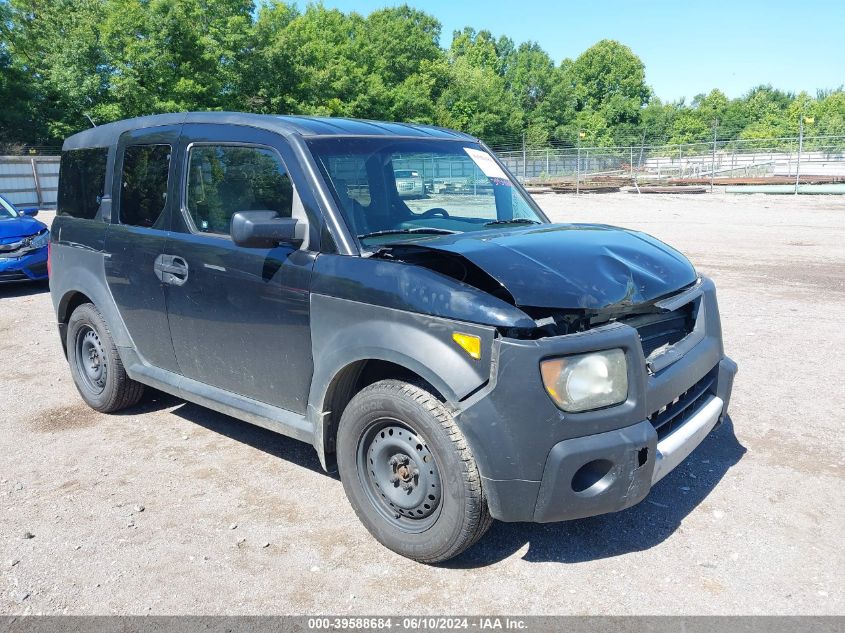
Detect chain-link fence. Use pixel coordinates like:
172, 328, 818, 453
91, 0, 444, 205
497, 135, 845, 184
0, 143, 62, 156
5, 135, 845, 206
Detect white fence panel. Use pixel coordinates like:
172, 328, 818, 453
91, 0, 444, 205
0, 156, 61, 208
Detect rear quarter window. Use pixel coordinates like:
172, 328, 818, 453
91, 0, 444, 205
57, 148, 108, 219
119, 144, 172, 228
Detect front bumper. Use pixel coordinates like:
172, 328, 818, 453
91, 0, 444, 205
456, 277, 737, 522
0, 246, 49, 282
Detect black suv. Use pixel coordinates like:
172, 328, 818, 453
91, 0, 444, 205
50, 113, 736, 563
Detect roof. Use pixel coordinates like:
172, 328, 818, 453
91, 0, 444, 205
62, 112, 475, 150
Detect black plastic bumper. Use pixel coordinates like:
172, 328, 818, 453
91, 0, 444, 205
533, 419, 656, 522
456, 277, 737, 523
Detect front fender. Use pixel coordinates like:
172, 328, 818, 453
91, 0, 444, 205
307, 293, 496, 465
308, 293, 496, 405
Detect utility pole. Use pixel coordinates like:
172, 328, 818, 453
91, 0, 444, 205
679, 143, 683, 180
522, 130, 527, 181
795, 114, 806, 195
710, 119, 718, 192
637, 134, 646, 167
576, 130, 584, 195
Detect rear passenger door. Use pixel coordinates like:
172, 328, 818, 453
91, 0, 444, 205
163, 124, 315, 414
104, 125, 181, 372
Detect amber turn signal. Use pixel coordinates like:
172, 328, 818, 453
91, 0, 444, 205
452, 332, 481, 360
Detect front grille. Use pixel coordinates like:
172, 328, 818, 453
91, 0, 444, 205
648, 367, 717, 440
0, 271, 28, 282
625, 302, 696, 358
0, 245, 23, 258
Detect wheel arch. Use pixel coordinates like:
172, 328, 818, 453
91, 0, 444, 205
50, 246, 135, 356
310, 353, 454, 471
307, 295, 496, 471
57, 290, 94, 357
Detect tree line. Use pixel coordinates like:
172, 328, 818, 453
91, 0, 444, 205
1, 0, 843, 151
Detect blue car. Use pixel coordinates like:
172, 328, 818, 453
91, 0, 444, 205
0, 194, 50, 283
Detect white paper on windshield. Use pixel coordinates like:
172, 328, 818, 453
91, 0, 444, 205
464, 147, 509, 180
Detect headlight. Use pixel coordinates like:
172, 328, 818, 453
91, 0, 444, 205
540, 349, 628, 412
25, 230, 49, 251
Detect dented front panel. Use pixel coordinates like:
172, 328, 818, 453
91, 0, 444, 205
377, 223, 698, 312
453, 277, 732, 522
311, 252, 536, 330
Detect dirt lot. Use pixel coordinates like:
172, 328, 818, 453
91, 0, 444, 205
1, 192, 843, 615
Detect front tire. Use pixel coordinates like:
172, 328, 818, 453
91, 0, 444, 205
67, 303, 144, 413
337, 380, 492, 563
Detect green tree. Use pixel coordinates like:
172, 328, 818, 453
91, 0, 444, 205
354, 5, 446, 122
259, 4, 364, 116
0, 1, 41, 144
535, 62, 577, 145
640, 97, 678, 144
355, 6, 442, 87
664, 92, 729, 146
736, 85, 794, 140
435, 56, 523, 147
449, 27, 502, 72
4, 0, 110, 139
568, 39, 650, 135
99, 0, 254, 119
252, 4, 446, 121
245, 0, 299, 113
503, 41, 556, 119
546, 39, 652, 146
812, 90, 845, 138
3, 1, 843, 149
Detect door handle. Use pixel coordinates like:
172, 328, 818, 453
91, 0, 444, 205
154, 254, 189, 286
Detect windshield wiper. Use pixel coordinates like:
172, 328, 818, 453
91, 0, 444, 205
484, 218, 541, 227
357, 227, 459, 240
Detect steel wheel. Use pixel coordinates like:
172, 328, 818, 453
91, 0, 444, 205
66, 303, 144, 413
356, 419, 443, 533
337, 380, 492, 562
74, 325, 107, 395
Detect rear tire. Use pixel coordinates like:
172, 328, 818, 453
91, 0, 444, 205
67, 303, 144, 413
337, 379, 492, 563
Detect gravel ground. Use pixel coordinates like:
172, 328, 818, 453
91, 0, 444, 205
1, 192, 843, 615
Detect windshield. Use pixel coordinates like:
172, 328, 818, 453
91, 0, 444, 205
308, 138, 546, 248
0, 196, 18, 219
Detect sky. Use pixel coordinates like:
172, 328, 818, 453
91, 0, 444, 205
318, 0, 845, 102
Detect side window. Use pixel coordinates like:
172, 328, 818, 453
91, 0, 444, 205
120, 144, 171, 228
186, 145, 293, 235
57, 148, 108, 219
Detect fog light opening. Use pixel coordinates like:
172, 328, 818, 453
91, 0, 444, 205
571, 459, 615, 495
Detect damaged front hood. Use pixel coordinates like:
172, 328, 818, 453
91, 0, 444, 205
384, 223, 698, 310
0, 216, 44, 241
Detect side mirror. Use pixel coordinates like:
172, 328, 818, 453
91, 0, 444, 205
19, 207, 39, 217
231, 211, 305, 249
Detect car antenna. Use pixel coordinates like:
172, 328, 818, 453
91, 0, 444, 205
84, 114, 97, 127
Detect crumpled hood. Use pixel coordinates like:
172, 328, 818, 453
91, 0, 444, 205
389, 223, 698, 310
0, 216, 46, 242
